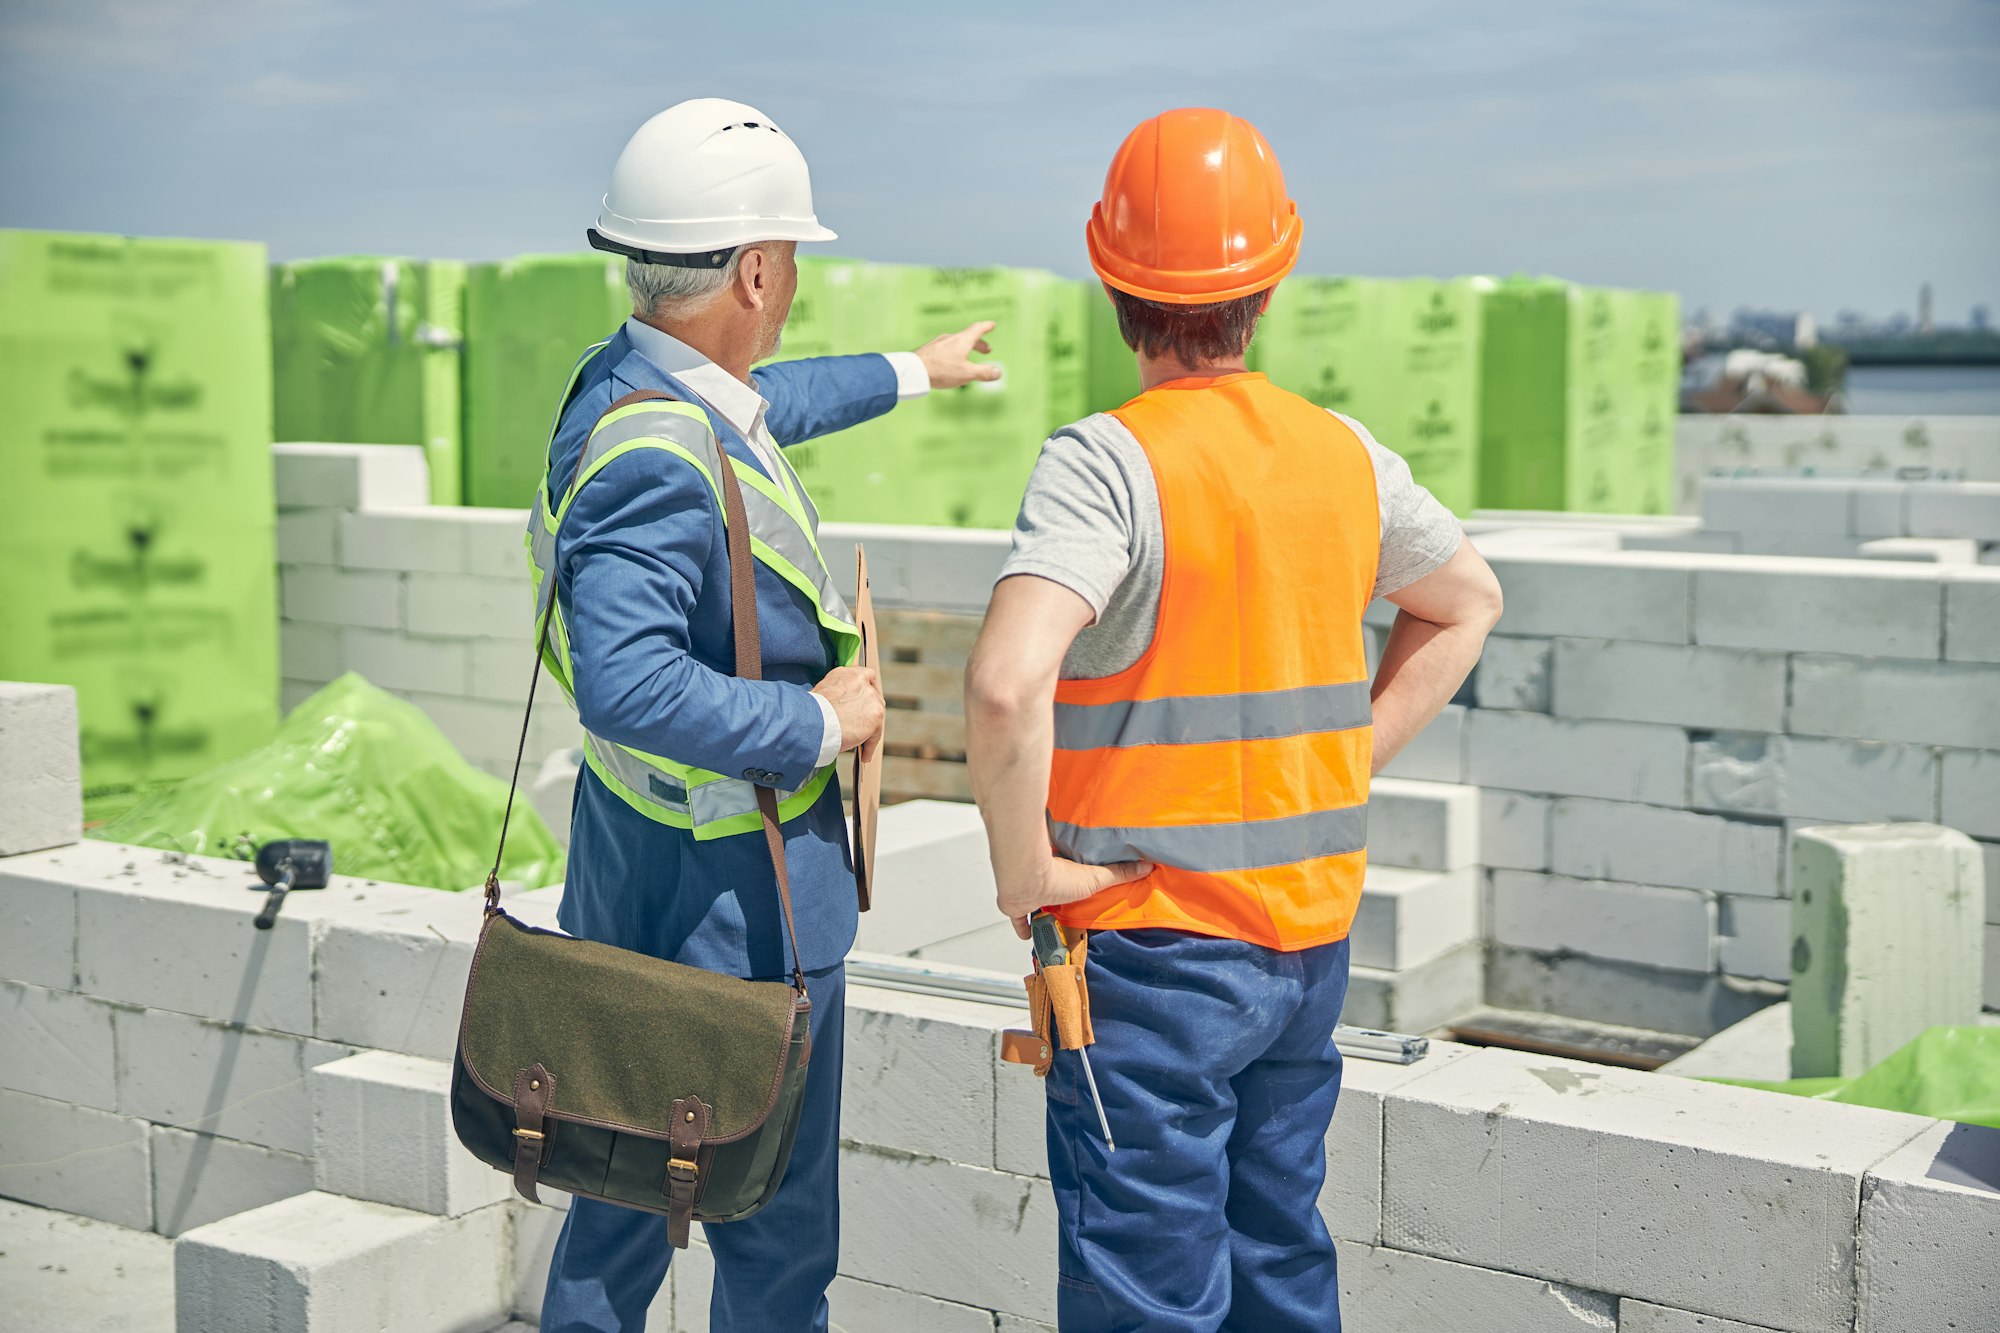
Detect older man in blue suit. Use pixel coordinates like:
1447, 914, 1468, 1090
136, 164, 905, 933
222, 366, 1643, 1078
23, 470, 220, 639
526, 99, 999, 1331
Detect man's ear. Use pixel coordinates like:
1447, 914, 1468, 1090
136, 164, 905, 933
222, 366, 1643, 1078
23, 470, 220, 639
735, 246, 767, 311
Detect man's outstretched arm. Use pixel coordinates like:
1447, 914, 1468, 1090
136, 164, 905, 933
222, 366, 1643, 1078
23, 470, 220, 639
964, 575, 1153, 938
756, 321, 1002, 445
1369, 538, 1504, 773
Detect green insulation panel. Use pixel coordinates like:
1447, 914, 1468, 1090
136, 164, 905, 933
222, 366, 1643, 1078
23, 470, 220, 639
1248, 275, 1392, 422
0, 229, 279, 819
271, 256, 466, 505
462, 253, 629, 509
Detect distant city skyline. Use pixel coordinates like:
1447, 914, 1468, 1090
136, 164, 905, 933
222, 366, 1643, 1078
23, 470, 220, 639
2, 1, 1995, 322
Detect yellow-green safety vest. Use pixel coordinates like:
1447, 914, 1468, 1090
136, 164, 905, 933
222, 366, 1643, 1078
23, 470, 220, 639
525, 367, 861, 840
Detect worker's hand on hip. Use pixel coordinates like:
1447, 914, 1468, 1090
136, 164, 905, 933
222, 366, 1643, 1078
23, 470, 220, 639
999, 854, 1154, 935
915, 321, 1003, 390
813, 665, 884, 754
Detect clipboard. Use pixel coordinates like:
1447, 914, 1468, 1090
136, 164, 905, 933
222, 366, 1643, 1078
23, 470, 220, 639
850, 545, 882, 911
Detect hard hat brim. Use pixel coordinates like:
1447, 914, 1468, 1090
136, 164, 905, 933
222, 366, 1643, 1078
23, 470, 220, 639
1086, 208, 1302, 306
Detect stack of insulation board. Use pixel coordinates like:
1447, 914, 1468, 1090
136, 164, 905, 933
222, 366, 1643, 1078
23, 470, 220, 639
0, 229, 279, 819
1479, 277, 1679, 516
459, 252, 629, 509
270, 256, 466, 505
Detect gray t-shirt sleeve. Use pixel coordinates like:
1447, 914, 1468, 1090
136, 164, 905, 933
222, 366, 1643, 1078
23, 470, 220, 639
997, 418, 1142, 620
1332, 412, 1464, 599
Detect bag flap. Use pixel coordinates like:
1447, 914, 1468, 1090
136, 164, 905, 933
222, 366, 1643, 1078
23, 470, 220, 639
458, 912, 799, 1142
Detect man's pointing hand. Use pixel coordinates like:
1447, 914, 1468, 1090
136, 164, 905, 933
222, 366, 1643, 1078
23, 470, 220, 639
915, 320, 1004, 390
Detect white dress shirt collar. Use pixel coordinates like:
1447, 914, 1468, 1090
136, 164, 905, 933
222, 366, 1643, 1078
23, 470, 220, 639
622, 317, 774, 466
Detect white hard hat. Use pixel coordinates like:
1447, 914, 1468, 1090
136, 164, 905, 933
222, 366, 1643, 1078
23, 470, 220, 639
588, 98, 837, 268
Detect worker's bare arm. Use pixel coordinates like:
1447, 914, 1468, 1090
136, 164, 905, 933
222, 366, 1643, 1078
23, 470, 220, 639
964, 575, 1152, 937
1370, 538, 1503, 774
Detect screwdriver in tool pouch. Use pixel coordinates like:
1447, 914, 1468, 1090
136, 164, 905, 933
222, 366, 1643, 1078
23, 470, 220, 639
1031, 912, 1116, 1152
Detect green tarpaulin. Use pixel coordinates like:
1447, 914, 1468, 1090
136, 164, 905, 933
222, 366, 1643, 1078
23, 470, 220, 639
1706, 1026, 2000, 1130
0, 228, 279, 821
271, 256, 466, 505
93, 672, 562, 891
462, 253, 628, 509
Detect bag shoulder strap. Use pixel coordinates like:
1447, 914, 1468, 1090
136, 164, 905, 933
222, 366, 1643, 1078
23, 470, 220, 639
485, 387, 810, 994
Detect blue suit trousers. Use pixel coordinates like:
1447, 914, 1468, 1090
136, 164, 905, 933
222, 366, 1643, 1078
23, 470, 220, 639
1049, 929, 1351, 1332
539, 963, 846, 1332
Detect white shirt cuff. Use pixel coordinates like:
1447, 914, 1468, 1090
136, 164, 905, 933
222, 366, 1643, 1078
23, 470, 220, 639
812, 691, 844, 768
884, 350, 931, 401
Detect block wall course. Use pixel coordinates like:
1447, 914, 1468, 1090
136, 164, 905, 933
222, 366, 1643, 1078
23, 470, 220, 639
1479, 789, 1551, 871
339, 508, 467, 575
1336, 1241, 1619, 1332
149, 1126, 313, 1238
841, 986, 1002, 1169
310, 1050, 512, 1217
1688, 732, 1937, 824
1490, 871, 1715, 974
1381, 1044, 1933, 1331
280, 565, 403, 631
458, 507, 533, 579
1482, 550, 1692, 644
1619, 1300, 1782, 1332
1716, 894, 1791, 983
0, 853, 78, 990
828, 1275, 997, 1333
1343, 940, 1484, 1034
1471, 636, 1552, 712
1350, 866, 1480, 971
1551, 639, 1786, 733
1939, 750, 2000, 842
0, 980, 117, 1110
1318, 1042, 1476, 1248
1484, 945, 1781, 1038
112, 1005, 350, 1156
1856, 1120, 2000, 1333
278, 622, 342, 685
1904, 479, 2000, 540
340, 627, 470, 698
403, 573, 532, 641
1943, 567, 2000, 663
1378, 704, 1467, 783
1692, 557, 1943, 659
1466, 711, 1688, 806
272, 443, 428, 512
1788, 654, 2000, 751
0, 1086, 152, 1229
1549, 798, 1784, 897
274, 509, 339, 566
1700, 477, 1853, 536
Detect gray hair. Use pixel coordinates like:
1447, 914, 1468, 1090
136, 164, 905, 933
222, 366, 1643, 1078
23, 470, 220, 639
626, 250, 743, 319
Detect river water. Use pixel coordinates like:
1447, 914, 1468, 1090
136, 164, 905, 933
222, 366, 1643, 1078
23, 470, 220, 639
1840, 365, 2000, 416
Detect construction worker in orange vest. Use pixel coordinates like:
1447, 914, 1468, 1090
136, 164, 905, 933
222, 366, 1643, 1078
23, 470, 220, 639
965, 109, 1503, 1330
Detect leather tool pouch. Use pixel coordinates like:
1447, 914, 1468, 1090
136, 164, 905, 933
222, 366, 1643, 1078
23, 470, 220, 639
1002, 927, 1094, 1078
451, 390, 816, 1248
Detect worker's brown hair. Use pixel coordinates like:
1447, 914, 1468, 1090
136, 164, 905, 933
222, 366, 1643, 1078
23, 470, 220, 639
1109, 287, 1269, 365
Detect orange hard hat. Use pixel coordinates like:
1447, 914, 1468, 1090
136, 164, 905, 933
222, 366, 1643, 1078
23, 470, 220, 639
1086, 108, 1302, 305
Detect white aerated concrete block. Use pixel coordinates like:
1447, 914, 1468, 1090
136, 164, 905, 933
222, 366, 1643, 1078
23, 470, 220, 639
1550, 798, 1783, 897
1381, 1045, 1931, 1332
404, 573, 531, 640
173, 1190, 508, 1333
1941, 750, 2000, 841
1486, 550, 1691, 644
1350, 867, 1479, 971
1693, 557, 1943, 659
1701, 477, 1852, 536
113, 1006, 347, 1155
1378, 703, 1467, 783
1857, 1120, 2000, 1333
1344, 941, 1483, 1034
469, 638, 536, 703
0, 851, 78, 990
1551, 639, 1786, 732
339, 508, 467, 574
829, 1275, 996, 1333
340, 627, 470, 697
311, 1051, 510, 1216
1905, 479, 2000, 540
1689, 733, 1937, 824
1620, 1300, 1782, 1332
842, 986, 1001, 1167
821, 523, 1011, 614
1479, 790, 1550, 871
0, 1087, 152, 1229
994, 1047, 1048, 1180
853, 800, 999, 956
280, 565, 403, 630
1465, 711, 1687, 805
1717, 894, 1790, 982
1472, 636, 1552, 712
1336, 1242, 1618, 1331
838, 1147, 1055, 1323
1318, 1042, 1474, 1246
460, 507, 534, 579
1489, 871, 1714, 974
1791, 824, 1985, 1077
0, 981, 116, 1110
149, 1127, 313, 1238
1788, 654, 2000, 750
279, 621, 342, 685
275, 509, 338, 566
1943, 568, 2000, 663
1857, 535, 1978, 563
273, 443, 428, 512
1367, 779, 1479, 872
0, 682, 82, 856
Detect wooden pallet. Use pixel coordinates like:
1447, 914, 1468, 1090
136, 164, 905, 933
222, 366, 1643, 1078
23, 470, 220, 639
876, 609, 979, 804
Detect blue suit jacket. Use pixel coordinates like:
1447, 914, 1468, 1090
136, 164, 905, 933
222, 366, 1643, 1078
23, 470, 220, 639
546, 327, 899, 979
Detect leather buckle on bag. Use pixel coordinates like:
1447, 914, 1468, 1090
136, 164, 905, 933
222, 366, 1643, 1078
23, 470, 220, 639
668, 1156, 698, 1178
512, 1128, 546, 1142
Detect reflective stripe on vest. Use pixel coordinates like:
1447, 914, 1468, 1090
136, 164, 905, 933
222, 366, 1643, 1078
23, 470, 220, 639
524, 390, 858, 838
1046, 372, 1380, 950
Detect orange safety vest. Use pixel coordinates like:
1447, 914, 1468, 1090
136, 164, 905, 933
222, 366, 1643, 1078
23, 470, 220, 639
1047, 372, 1380, 951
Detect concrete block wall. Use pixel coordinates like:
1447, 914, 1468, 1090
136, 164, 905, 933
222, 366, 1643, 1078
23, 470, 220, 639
1672, 414, 2000, 514
1641, 473, 2000, 563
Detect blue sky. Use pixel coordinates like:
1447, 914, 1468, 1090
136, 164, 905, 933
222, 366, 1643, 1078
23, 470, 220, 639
2, 0, 1995, 322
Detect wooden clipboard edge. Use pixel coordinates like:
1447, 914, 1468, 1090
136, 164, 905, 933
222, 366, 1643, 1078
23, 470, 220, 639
851, 545, 881, 911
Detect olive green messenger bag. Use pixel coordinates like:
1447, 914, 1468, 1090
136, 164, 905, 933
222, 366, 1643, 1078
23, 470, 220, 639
450, 390, 814, 1248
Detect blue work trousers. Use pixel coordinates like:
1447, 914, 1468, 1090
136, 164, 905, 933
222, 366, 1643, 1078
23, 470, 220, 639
1049, 929, 1351, 1332
540, 963, 846, 1332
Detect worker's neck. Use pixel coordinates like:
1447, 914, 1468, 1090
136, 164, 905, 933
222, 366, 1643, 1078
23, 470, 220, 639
1136, 351, 1251, 392
635, 309, 760, 385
